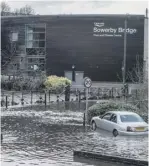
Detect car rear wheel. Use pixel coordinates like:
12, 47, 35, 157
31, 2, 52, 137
113, 129, 118, 137
92, 121, 97, 131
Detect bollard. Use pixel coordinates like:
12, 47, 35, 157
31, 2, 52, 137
49, 90, 50, 103
45, 93, 47, 107
57, 95, 60, 110
12, 92, 14, 106
21, 92, 24, 105
78, 91, 81, 103
76, 94, 78, 101
65, 86, 70, 110
1, 133, 3, 142
83, 113, 85, 127
65, 85, 70, 102
98, 88, 100, 99
6, 96, 8, 109
31, 91, 33, 105
40, 96, 42, 103
111, 88, 114, 98
21, 98, 24, 105
57, 96, 59, 102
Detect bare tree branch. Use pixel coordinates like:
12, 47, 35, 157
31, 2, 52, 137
1, 1, 35, 16
1, 1, 11, 16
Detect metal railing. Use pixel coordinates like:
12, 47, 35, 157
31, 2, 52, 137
1, 86, 147, 111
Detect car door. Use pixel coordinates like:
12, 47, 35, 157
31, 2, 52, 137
108, 114, 118, 131
100, 113, 112, 131
95, 116, 102, 128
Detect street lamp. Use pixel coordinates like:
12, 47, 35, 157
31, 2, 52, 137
72, 65, 75, 82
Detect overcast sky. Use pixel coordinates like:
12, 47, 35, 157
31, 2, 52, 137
2, 0, 148, 15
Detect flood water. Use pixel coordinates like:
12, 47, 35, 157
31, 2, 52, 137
1, 109, 148, 166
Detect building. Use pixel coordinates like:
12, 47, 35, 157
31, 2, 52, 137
1, 14, 148, 86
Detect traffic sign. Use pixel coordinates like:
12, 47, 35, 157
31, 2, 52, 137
84, 77, 92, 88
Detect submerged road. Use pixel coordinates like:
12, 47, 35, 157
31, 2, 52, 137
1, 109, 148, 166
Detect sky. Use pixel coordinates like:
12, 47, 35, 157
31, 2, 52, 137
1, 0, 149, 15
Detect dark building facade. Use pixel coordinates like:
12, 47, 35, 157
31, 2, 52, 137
1, 14, 145, 84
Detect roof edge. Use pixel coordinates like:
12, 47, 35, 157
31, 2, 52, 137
1, 14, 145, 19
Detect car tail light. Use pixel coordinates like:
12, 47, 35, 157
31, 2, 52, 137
127, 126, 133, 132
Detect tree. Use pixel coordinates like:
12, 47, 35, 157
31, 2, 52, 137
1, 24, 18, 68
1, 1, 35, 16
127, 55, 144, 83
1, 1, 11, 16
13, 9, 20, 16
1, 19, 21, 78
127, 55, 148, 111
14, 5, 35, 15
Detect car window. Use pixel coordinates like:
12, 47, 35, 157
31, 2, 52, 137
110, 114, 117, 123
102, 113, 112, 121
120, 114, 144, 123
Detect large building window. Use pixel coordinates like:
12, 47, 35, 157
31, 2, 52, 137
25, 24, 46, 74
26, 48, 45, 56
28, 58, 45, 64
25, 24, 46, 49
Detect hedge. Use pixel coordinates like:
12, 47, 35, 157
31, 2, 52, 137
87, 101, 140, 123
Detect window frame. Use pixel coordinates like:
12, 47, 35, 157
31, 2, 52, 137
110, 114, 117, 123
101, 113, 112, 121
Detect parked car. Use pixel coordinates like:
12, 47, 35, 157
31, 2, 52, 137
91, 111, 148, 137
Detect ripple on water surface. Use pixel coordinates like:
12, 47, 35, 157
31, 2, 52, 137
1, 109, 148, 166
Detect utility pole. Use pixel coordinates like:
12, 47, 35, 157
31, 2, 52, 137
123, 15, 127, 86
122, 14, 128, 101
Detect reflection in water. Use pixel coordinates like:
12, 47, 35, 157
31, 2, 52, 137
1, 110, 148, 166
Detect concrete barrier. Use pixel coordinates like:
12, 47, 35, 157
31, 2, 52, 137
73, 150, 148, 166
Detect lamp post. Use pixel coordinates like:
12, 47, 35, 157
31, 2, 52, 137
123, 14, 128, 86
72, 65, 75, 82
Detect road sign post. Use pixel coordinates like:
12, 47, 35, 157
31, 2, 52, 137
85, 87, 89, 123
84, 77, 92, 126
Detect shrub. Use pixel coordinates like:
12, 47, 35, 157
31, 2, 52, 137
1, 80, 13, 90
44, 75, 71, 93
87, 101, 138, 123
1, 76, 45, 91
12, 78, 44, 91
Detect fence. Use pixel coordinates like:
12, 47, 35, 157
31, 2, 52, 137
1, 87, 148, 112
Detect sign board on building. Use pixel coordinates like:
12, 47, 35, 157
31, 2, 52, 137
93, 22, 137, 37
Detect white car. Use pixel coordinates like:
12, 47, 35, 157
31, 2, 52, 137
91, 111, 148, 137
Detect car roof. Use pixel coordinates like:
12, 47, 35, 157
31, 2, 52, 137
107, 111, 138, 115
